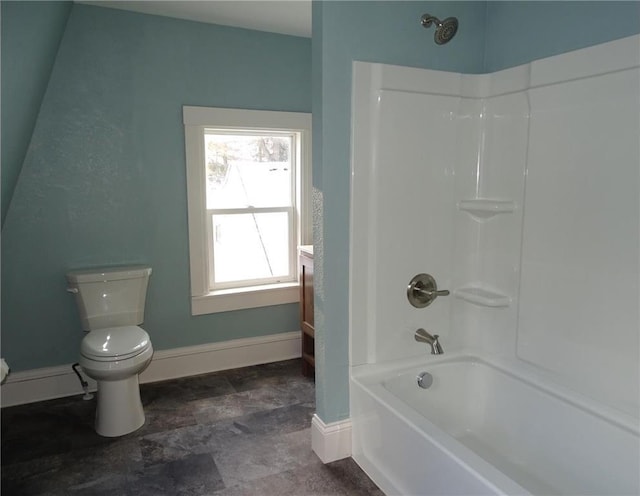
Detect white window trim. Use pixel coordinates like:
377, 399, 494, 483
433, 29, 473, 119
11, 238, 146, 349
184, 106, 312, 315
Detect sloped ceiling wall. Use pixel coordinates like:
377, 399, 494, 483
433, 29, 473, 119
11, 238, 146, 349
1, 1, 72, 227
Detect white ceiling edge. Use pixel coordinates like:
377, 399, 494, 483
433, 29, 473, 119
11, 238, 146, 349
76, 1, 312, 38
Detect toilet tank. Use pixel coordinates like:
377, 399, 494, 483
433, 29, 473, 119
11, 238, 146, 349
66, 266, 152, 331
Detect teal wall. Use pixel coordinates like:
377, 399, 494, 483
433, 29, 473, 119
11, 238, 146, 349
314, 0, 640, 423
1, 4, 311, 371
1, 1, 72, 227
484, 1, 640, 72
3, 0, 639, 420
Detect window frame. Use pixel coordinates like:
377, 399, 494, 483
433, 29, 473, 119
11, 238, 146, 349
183, 106, 311, 315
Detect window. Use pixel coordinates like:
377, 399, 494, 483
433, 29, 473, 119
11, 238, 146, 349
184, 106, 311, 315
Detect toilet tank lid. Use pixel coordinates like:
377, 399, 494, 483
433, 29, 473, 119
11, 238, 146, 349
66, 266, 152, 283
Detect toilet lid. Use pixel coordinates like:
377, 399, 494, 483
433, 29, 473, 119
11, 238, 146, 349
81, 326, 150, 361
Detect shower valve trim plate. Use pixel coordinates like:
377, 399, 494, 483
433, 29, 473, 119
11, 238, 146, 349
407, 273, 450, 308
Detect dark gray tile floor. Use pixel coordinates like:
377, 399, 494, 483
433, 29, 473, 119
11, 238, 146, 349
1, 359, 384, 496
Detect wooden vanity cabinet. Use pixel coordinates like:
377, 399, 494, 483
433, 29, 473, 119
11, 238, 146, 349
299, 248, 315, 378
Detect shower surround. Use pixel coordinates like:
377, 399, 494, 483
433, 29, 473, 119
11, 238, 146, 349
349, 35, 639, 495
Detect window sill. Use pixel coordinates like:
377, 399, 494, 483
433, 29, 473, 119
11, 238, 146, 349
191, 282, 300, 315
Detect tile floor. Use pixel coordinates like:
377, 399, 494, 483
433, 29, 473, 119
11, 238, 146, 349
1, 359, 384, 496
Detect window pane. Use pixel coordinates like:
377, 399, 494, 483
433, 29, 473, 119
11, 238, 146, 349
212, 212, 291, 285
205, 133, 292, 209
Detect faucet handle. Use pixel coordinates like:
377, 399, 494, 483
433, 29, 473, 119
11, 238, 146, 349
407, 274, 449, 308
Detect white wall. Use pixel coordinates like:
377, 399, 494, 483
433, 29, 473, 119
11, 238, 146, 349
350, 35, 639, 417
516, 38, 639, 415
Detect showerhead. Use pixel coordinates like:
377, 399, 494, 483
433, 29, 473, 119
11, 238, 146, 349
421, 13, 458, 45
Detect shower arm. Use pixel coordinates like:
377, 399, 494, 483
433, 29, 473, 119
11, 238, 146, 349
420, 15, 441, 28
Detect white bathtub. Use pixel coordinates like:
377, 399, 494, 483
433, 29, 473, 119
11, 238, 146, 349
350, 354, 640, 496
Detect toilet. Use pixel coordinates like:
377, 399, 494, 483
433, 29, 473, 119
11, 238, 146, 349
66, 266, 154, 437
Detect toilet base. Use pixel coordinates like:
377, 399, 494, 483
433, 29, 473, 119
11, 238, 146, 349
95, 375, 145, 437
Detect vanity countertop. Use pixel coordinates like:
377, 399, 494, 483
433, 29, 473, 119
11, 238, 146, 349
299, 245, 313, 257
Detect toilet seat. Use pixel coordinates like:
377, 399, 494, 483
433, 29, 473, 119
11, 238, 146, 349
81, 326, 150, 362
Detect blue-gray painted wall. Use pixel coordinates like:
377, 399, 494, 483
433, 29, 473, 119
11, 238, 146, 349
2, 1, 639, 421
484, 1, 640, 72
1, 1, 72, 227
313, 0, 640, 423
1, 4, 311, 371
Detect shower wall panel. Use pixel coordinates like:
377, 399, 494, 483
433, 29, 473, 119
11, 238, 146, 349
350, 63, 461, 365
371, 89, 457, 363
351, 35, 639, 417
518, 54, 640, 417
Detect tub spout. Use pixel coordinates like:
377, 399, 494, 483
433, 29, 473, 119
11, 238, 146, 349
414, 328, 443, 355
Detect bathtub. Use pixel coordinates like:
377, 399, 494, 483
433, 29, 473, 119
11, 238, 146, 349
350, 353, 640, 496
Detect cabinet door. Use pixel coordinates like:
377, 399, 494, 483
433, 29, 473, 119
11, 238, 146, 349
300, 254, 315, 377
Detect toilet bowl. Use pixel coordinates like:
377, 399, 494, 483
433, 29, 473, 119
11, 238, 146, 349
78, 325, 153, 436
66, 266, 154, 437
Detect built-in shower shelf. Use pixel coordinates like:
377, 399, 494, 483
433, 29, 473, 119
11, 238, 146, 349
453, 287, 511, 307
457, 199, 515, 220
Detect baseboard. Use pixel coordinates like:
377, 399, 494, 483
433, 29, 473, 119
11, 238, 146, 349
311, 414, 352, 463
1, 331, 301, 408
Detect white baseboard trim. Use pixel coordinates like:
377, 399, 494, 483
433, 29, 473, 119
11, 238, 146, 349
311, 413, 352, 463
1, 331, 301, 408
